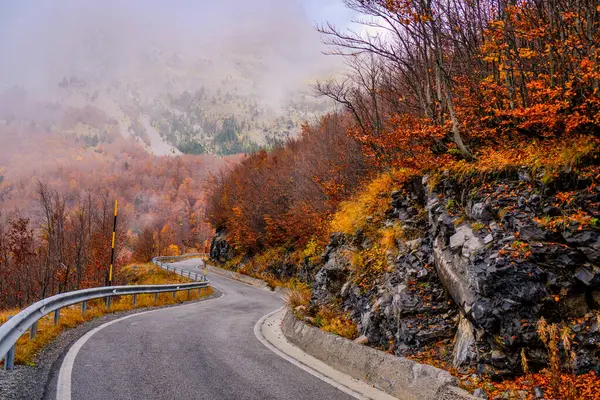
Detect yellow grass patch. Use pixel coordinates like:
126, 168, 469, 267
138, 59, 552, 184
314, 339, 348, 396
330, 168, 417, 236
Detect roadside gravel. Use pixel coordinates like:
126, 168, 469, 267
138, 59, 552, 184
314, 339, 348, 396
0, 289, 221, 400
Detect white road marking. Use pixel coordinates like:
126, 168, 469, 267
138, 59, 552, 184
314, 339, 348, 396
253, 307, 366, 400
57, 262, 393, 400
206, 263, 395, 399
56, 291, 225, 400
254, 308, 398, 400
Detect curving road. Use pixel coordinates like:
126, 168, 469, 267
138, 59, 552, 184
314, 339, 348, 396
57, 259, 354, 400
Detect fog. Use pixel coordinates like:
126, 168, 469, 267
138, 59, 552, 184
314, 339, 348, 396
0, 0, 347, 100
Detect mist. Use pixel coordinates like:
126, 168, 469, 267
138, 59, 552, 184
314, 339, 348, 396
0, 0, 343, 101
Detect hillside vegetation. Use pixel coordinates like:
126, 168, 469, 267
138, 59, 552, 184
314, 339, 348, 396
208, 0, 600, 398
0, 118, 229, 309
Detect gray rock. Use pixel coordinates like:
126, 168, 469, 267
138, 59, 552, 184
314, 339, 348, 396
462, 236, 485, 260
311, 252, 351, 305
592, 291, 600, 308
433, 236, 477, 315
579, 245, 600, 264
210, 229, 233, 262
518, 170, 532, 182
450, 227, 469, 249
534, 386, 544, 398
565, 294, 590, 317
574, 267, 595, 286
491, 349, 507, 367
471, 203, 492, 222
452, 315, 476, 368
484, 234, 493, 244
472, 388, 487, 398
405, 238, 423, 251
449, 225, 485, 258
514, 219, 545, 241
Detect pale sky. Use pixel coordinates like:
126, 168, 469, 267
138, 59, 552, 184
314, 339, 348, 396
0, 0, 364, 89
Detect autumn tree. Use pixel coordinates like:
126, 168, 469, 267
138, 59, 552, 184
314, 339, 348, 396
207, 113, 369, 253
133, 228, 156, 262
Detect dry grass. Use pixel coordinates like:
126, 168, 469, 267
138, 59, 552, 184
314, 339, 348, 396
287, 280, 312, 311
330, 169, 417, 236
443, 135, 600, 182
314, 307, 358, 340
233, 248, 287, 289
119, 263, 194, 285
0, 263, 213, 366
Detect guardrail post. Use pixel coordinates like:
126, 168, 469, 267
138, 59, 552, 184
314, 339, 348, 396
187, 289, 191, 299
30, 321, 38, 340
133, 294, 137, 306
105, 297, 111, 309
81, 301, 87, 317
172, 291, 176, 299
154, 292, 158, 302
198, 288, 201, 296
54, 309, 60, 326
4, 316, 15, 370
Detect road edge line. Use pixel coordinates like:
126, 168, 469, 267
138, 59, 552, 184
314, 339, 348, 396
253, 307, 389, 400
55, 291, 225, 400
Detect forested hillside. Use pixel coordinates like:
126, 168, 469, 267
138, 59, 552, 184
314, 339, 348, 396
208, 0, 600, 398
0, 111, 232, 308
0, 0, 336, 311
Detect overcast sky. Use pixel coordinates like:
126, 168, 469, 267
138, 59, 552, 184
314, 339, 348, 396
0, 0, 362, 91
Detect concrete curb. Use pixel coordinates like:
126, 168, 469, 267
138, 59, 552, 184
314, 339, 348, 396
281, 311, 477, 400
207, 262, 473, 399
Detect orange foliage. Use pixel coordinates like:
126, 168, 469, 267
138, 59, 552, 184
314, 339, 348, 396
208, 114, 370, 253
0, 110, 231, 309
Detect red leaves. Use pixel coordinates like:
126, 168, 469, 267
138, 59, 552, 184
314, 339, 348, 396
207, 114, 369, 253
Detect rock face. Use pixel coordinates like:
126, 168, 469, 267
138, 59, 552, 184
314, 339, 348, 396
312, 178, 460, 363
312, 233, 352, 306
309, 168, 600, 376
209, 228, 232, 262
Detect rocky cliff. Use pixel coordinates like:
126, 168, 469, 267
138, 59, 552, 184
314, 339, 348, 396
308, 167, 600, 378
211, 165, 600, 379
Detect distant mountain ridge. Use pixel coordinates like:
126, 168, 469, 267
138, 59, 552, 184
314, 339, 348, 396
0, 0, 339, 156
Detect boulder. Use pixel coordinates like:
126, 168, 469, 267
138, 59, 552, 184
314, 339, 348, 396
209, 228, 232, 262
470, 203, 493, 222
311, 249, 351, 305
453, 315, 477, 368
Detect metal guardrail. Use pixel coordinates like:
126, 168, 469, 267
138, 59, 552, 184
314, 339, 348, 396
0, 254, 209, 370
152, 253, 209, 280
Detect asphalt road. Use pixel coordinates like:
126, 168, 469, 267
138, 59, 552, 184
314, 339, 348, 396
66, 259, 354, 400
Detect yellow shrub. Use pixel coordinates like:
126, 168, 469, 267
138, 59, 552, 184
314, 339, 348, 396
314, 307, 358, 339
331, 169, 416, 236
303, 238, 324, 264
444, 135, 599, 181
287, 280, 312, 311
379, 225, 403, 250
167, 244, 180, 256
